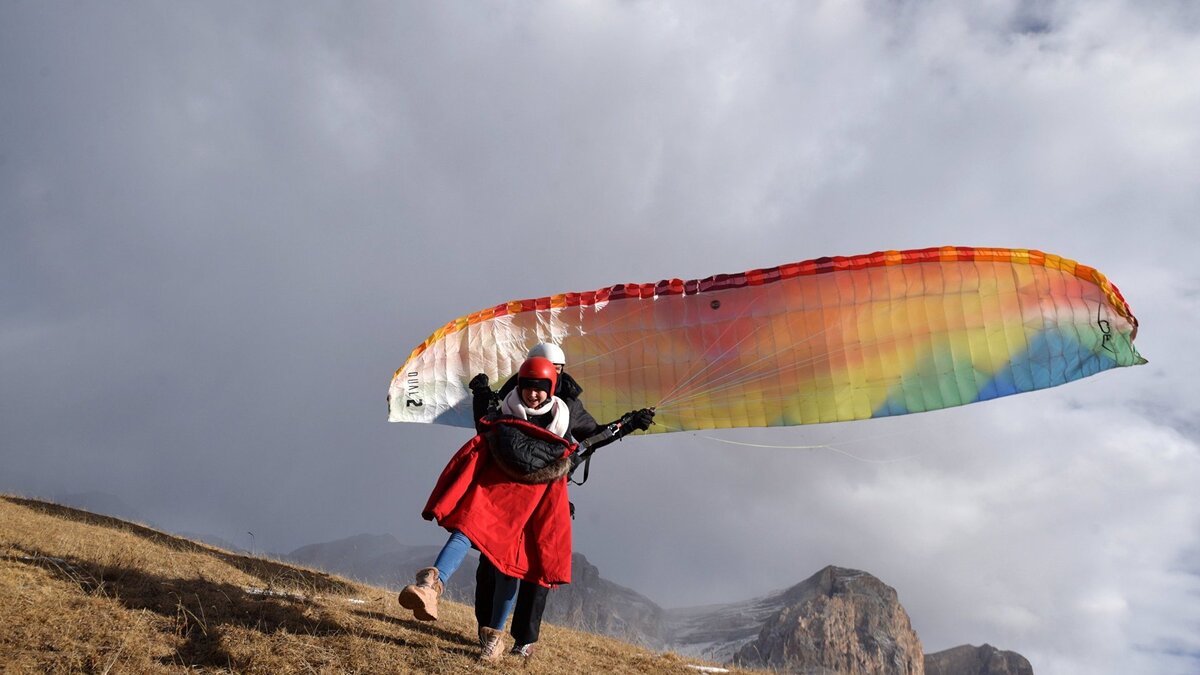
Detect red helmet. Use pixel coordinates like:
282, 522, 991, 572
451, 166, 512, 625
517, 356, 558, 396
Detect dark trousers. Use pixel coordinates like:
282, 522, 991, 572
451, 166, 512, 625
475, 556, 549, 645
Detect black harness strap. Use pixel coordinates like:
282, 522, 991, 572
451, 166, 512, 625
569, 425, 617, 486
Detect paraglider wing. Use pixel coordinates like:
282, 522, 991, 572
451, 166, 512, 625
388, 247, 1143, 433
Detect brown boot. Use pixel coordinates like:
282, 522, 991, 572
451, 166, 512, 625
397, 567, 443, 621
478, 627, 506, 662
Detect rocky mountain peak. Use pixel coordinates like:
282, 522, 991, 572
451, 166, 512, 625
925, 643, 1035, 675
733, 565, 923, 674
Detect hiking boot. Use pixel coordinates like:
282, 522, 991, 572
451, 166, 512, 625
478, 627, 506, 662
397, 567, 443, 621
510, 642, 536, 659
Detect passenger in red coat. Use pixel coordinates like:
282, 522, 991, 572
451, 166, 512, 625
421, 415, 575, 586
398, 356, 577, 661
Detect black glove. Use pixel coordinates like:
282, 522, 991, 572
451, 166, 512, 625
620, 408, 655, 432
468, 373, 491, 394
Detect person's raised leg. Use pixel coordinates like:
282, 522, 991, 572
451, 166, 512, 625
431, 530, 473, 582
398, 531, 471, 621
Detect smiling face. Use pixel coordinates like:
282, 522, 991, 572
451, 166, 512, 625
515, 356, 557, 409
520, 386, 549, 408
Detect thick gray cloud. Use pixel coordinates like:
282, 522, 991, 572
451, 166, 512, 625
3, 2, 1198, 673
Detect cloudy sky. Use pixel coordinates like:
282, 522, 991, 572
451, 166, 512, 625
3, 1, 1198, 672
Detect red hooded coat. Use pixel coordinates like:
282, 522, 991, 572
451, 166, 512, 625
421, 417, 575, 587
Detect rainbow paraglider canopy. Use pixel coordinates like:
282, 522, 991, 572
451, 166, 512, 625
388, 246, 1143, 433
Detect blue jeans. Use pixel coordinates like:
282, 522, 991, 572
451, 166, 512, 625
433, 531, 520, 630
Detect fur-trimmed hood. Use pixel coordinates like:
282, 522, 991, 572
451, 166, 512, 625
481, 416, 576, 484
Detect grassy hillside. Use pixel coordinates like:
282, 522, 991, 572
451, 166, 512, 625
0, 494, 743, 674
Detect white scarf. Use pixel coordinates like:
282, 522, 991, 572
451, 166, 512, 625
500, 388, 570, 439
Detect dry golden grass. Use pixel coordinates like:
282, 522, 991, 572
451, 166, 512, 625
0, 494, 753, 674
